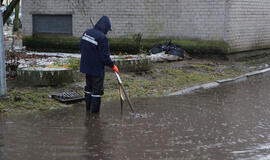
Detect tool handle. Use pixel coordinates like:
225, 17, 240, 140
114, 72, 122, 84
114, 72, 135, 114
121, 84, 135, 113
120, 93, 123, 114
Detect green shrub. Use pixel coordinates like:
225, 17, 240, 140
23, 35, 80, 53
23, 35, 230, 56
172, 40, 230, 56
109, 38, 140, 54
110, 39, 230, 55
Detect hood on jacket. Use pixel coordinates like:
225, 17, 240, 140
94, 16, 112, 35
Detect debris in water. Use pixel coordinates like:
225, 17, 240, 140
130, 112, 148, 119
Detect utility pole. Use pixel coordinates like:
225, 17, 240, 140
0, 7, 6, 97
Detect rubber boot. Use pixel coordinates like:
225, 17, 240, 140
84, 87, 92, 111
85, 94, 91, 111
91, 97, 101, 113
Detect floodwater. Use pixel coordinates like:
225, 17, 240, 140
1, 75, 270, 160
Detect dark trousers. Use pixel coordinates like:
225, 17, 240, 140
84, 74, 104, 113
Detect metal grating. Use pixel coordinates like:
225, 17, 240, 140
51, 91, 84, 103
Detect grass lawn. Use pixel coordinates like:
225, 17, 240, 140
1, 58, 247, 115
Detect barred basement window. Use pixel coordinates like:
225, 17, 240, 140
33, 14, 72, 34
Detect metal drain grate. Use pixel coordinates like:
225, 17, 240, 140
51, 91, 84, 103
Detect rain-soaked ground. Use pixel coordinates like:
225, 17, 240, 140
1, 74, 270, 160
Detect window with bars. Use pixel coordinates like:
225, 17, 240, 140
33, 14, 72, 34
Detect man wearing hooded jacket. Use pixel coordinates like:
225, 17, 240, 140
80, 16, 119, 113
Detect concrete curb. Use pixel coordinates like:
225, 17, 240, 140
168, 67, 270, 96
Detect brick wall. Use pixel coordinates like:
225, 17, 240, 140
225, 0, 270, 52
21, 0, 270, 52
22, 0, 226, 39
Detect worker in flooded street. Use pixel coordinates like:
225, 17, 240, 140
80, 16, 119, 113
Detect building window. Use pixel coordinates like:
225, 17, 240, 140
33, 14, 72, 34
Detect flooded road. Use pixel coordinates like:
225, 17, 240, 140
1, 75, 270, 160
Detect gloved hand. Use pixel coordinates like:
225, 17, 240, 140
112, 65, 120, 74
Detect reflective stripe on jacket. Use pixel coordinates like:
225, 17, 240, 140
80, 16, 114, 77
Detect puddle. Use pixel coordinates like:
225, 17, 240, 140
1, 75, 270, 159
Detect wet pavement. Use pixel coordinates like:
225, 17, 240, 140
1, 74, 270, 160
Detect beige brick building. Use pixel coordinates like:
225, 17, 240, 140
22, 0, 270, 53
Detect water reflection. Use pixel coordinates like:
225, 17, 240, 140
1, 75, 270, 159
83, 113, 108, 160
0, 119, 4, 160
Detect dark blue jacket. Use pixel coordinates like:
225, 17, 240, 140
80, 16, 114, 77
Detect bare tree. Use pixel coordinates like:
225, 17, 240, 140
67, 0, 94, 27
68, 0, 88, 16
13, 0, 19, 31
3, 0, 20, 24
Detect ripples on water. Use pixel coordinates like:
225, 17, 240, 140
1, 76, 270, 159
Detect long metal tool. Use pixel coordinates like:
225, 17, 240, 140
119, 86, 124, 114
114, 72, 135, 114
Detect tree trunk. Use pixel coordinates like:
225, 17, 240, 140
12, 1, 19, 31
3, 0, 20, 24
